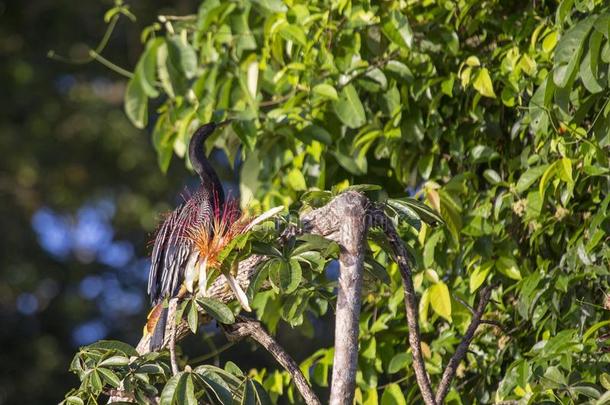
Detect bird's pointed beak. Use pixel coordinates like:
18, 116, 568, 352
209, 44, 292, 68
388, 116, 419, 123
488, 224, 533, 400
216, 119, 232, 128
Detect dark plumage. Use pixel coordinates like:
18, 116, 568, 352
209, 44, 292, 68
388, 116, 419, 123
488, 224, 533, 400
146, 121, 228, 350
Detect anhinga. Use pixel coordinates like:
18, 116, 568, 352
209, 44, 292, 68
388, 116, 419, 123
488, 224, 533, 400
146, 121, 251, 352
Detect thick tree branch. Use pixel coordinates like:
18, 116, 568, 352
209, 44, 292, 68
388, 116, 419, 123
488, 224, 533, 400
222, 316, 322, 405
369, 207, 437, 405
301, 192, 368, 405
435, 285, 493, 404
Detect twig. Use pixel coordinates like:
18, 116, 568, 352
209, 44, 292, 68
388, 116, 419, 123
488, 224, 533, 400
189, 341, 236, 364
435, 285, 493, 404
222, 317, 322, 405
48, 14, 120, 64
369, 208, 437, 405
480, 319, 510, 335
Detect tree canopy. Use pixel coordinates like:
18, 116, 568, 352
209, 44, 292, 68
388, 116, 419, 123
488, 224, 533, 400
50, 0, 610, 403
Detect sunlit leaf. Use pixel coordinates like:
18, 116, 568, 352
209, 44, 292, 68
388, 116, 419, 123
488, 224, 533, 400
429, 282, 452, 322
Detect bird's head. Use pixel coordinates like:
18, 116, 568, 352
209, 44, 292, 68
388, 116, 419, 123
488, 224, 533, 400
188, 120, 232, 155
188, 119, 232, 199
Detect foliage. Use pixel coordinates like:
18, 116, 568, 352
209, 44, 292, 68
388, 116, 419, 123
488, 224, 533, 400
61, 340, 271, 405
61, 0, 610, 403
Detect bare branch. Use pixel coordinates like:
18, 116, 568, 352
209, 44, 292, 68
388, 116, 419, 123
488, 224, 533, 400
302, 192, 368, 405
168, 298, 179, 375
435, 285, 493, 404
222, 316, 322, 405
369, 207, 437, 405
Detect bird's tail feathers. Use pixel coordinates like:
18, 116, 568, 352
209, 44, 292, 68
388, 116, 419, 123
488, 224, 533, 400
146, 303, 168, 351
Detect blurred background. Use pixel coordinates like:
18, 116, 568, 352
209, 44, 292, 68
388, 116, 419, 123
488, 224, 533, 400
1, 1, 327, 403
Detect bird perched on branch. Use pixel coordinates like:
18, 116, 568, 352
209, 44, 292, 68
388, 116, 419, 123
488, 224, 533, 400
145, 120, 252, 352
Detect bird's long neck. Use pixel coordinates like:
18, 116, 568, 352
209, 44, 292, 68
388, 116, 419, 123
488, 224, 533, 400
188, 125, 225, 208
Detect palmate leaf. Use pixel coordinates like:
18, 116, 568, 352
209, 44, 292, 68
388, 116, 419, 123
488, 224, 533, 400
387, 197, 444, 226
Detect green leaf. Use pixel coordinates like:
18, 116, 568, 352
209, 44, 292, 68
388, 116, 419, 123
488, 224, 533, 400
553, 16, 595, 88
98, 355, 130, 367
483, 169, 502, 184
312, 83, 339, 100
470, 261, 493, 293
286, 168, 307, 191
167, 35, 198, 79
176, 373, 197, 405
419, 288, 431, 323
543, 31, 559, 53
516, 164, 549, 193
544, 366, 567, 387
97, 367, 121, 387
582, 320, 610, 342
251, 0, 287, 13
241, 379, 256, 405
429, 282, 452, 322
472, 68, 496, 98
332, 150, 366, 175
293, 234, 335, 255
496, 256, 521, 281
558, 157, 573, 184
65, 396, 84, 405
281, 259, 302, 294
333, 84, 366, 128
572, 386, 601, 399
89, 370, 103, 393
197, 297, 235, 324
87, 341, 138, 357
387, 198, 444, 226
423, 231, 442, 268
299, 125, 333, 145
197, 374, 234, 404
187, 299, 198, 334
539, 161, 558, 199
579, 30, 604, 93
233, 120, 257, 151
381, 11, 413, 49
364, 256, 391, 285
598, 390, 610, 405
388, 353, 410, 374
381, 383, 407, 405
124, 74, 148, 129
136, 38, 162, 98
278, 24, 307, 46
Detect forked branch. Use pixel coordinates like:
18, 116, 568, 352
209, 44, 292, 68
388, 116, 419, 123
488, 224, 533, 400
369, 207, 437, 405
435, 285, 493, 403
370, 206, 494, 404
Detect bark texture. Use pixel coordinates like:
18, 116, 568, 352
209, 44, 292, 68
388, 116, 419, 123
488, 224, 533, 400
223, 317, 322, 405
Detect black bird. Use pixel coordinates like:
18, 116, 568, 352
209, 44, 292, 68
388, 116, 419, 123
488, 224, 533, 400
146, 120, 250, 351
